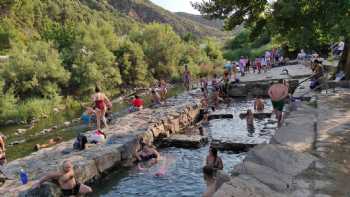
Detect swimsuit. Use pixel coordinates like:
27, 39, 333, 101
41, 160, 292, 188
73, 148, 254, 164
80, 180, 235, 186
140, 153, 157, 162
61, 183, 81, 196
95, 100, 105, 111
272, 100, 285, 112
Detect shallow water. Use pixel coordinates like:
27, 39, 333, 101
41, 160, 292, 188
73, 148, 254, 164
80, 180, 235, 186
91, 99, 277, 197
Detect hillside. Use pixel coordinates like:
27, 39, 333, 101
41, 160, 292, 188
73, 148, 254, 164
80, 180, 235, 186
105, 0, 227, 38
175, 12, 224, 30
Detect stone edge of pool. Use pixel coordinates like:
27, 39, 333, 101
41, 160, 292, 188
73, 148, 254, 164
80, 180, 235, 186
213, 81, 350, 197
0, 90, 202, 197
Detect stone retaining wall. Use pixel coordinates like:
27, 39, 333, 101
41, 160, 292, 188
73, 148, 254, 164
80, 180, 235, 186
227, 79, 299, 97
213, 102, 320, 196
0, 91, 202, 197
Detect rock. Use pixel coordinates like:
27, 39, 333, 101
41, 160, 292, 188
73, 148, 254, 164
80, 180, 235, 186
9, 139, 26, 146
53, 108, 60, 113
245, 144, 317, 176
16, 129, 27, 134
63, 121, 71, 127
52, 126, 58, 130
211, 139, 257, 153
208, 114, 233, 120
213, 175, 283, 197
156, 134, 208, 148
239, 112, 272, 119
72, 118, 80, 123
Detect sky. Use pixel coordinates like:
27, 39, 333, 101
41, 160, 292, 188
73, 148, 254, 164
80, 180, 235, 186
150, 0, 201, 15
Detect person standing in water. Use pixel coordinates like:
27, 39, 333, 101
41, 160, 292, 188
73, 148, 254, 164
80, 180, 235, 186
33, 160, 92, 196
246, 109, 255, 136
206, 147, 223, 170
202, 165, 217, 197
183, 65, 191, 91
268, 79, 289, 127
254, 97, 265, 112
92, 86, 111, 130
158, 80, 168, 102
0, 133, 6, 165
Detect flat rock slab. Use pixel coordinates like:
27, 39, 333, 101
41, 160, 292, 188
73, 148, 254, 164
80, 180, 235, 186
211, 139, 257, 153
156, 134, 208, 148
208, 114, 233, 120
239, 112, 272, 119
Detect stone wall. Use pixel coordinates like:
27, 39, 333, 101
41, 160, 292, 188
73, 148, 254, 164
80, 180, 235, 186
227, 79, 299, 97
0, 91, 201, 197
213, 103, 320, 196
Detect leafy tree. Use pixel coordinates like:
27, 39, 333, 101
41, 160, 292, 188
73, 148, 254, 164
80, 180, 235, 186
115, 39, 149, 87
2, 41, 70, 99
131, 23, 184, 79
194, 0, 350, 78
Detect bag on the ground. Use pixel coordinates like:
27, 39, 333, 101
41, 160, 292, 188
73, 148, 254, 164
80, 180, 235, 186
73, 134, 88, 150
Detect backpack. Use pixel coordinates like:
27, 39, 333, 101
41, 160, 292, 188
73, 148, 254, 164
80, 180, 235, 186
73, 134, 87, 150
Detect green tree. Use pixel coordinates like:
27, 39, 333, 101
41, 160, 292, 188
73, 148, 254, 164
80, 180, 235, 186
131, 23, 184, 79
3, 41, 69, 99
193, 0, 350, 78
115, 39, 149, 87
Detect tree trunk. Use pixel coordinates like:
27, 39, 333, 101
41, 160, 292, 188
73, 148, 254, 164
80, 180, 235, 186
339, 38, 350, 79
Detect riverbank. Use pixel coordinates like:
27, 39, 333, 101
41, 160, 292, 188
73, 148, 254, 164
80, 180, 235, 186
2, 84, 185, 161
0, 90, 201, 196
213, 82, 350, 196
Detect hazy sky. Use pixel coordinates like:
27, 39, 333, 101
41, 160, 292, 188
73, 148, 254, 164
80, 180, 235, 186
150, 0, 201, 14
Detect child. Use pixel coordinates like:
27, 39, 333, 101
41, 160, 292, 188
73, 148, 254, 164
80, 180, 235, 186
81, 107, 95, 128
158, 80, 167, 102
254, 97, 265, 112
200, 76, 209, 95
255, 58, 262, 74
151, 89, 162, 106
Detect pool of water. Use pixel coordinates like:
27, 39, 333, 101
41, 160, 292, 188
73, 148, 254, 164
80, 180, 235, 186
91, 99, 277, 197
2, 85, 185, 161
92, 146, 245, 197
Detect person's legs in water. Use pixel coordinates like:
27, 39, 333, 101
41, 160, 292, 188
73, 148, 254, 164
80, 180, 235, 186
272, 100, 284, 127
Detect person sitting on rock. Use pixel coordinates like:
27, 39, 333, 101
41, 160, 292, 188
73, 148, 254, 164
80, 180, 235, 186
0, 133, 6, 166
129, 95, 144, 112
202, 165, 217, 197
34, 137, 63, 151
206, 147, 223, 171
33, 160, 92, 197
254, 97, 265, 112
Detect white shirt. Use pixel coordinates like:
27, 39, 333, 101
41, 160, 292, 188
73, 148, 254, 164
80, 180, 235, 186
338, 41, 345, 51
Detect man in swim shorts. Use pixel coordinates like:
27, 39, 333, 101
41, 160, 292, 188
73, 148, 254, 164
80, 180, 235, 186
268, 79, 289, 127
33, 160, 92, 196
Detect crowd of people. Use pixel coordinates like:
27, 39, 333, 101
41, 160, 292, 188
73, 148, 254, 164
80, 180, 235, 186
0, 50, 303, 197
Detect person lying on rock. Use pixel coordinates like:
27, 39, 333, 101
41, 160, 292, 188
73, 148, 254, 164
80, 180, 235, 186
34, 137, 63, 151
254, 96, 265, 112
206, 147, 223, 171
0, 133, 6, 166
33, 160, 92, 197
202, 165, 217, 197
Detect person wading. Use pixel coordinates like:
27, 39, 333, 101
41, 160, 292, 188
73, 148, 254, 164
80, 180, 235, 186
268, 79, 289, 127
92, 86, 111, 130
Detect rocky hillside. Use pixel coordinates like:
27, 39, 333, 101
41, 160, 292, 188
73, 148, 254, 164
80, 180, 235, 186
105, 0, 227, 38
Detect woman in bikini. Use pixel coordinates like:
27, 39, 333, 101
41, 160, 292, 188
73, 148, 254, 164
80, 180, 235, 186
92, 86, 111, 130
0, 133, 6, 166
206, 147, 223, 170
33, 160, 92, 197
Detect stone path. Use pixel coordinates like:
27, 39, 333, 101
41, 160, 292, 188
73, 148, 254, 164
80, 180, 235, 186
239, 64, 312, 83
